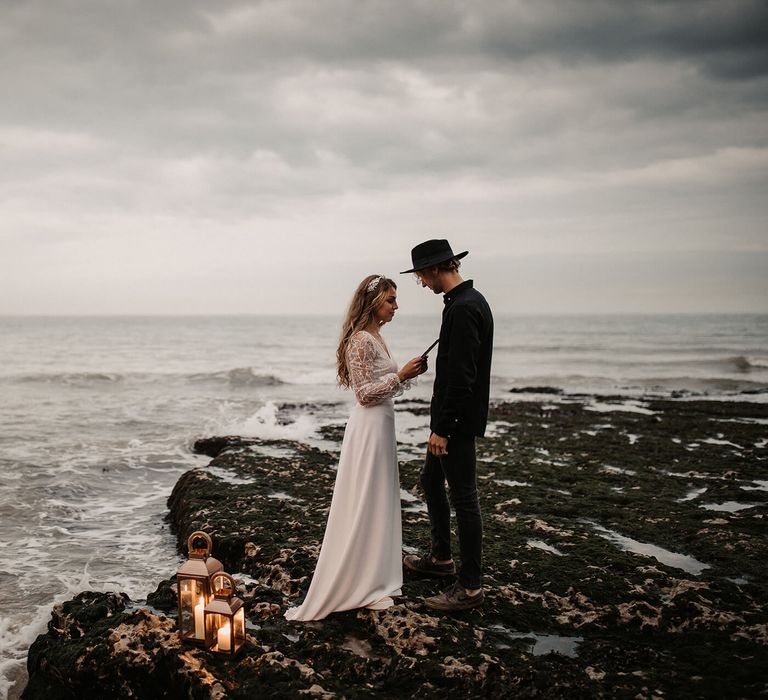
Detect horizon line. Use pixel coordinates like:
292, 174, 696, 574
2, 311, 767, 318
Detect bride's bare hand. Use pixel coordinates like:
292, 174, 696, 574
398, 357, 427, 381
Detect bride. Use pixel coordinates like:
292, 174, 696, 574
285, 274, 427, 620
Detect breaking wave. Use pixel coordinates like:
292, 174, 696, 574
655, 355, 768, 373
8, 368, 288, 388
14, 372, 126, 385
729, 355, 768, 372
215, 401, 318, 441
187, 367, 286, 387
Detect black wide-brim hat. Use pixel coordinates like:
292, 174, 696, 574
400, 239, 469, 274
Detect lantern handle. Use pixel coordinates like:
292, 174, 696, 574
211, 571, 237, 597
187, 531, 213, 556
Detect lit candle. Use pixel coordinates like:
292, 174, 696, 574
194, 597, 205, 640
218, 622, 231, 652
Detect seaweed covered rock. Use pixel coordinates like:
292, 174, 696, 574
23, 592, 226, 699
24, 399, 768, 698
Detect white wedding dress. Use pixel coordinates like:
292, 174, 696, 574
285, 331, 411, 621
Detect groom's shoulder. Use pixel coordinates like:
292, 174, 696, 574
456, 285, 491, 311
460, 289, 493, 331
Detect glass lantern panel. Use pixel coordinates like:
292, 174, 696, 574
205, 610, 219, 649
234, 608, 246, 648
206, 612, 234, 652
179, 578, 206, 640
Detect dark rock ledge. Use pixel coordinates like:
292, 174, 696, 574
23, 399, 768, 699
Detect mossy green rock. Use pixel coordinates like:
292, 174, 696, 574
24, 398, 768, 698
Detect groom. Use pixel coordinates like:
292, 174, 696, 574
401, 239, 493, 611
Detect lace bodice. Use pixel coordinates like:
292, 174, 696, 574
347, 331, 410, 407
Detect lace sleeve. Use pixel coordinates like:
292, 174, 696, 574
347, 333, 403, 407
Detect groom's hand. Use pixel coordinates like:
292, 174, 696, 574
428, 432, 448, 456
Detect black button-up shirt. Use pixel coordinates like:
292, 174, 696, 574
430, 280, 494, 438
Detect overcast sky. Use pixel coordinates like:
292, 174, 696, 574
2, 0, 767, 315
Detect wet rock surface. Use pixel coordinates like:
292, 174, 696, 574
24, 398, 768, 698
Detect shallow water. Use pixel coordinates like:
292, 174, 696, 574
496, 479, 531, 488
589, 523, 709, 575
267, 491, 294, 501
700, 501, 758, 513
206, 466, 258, 485
585, 401, 656, 415
490, 624, 583, 657
677, 486, 709, 502
400, 488, 428, 514
601, 465, 637, 476
741, 480, 768, 493
526, 540, 565, 556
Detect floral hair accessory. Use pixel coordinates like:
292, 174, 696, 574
367, 275, 384, 293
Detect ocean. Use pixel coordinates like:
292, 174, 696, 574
1, 313, 766, 698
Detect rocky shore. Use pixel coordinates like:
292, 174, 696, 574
22, 397, 768, 698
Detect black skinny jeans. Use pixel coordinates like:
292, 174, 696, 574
420, 435, 483, 589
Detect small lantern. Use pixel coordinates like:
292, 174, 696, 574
176, 531, 223, 645
204, 572, 245, 657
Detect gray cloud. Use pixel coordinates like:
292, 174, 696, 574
472, 1, 768, 76
1, 0, 766, 314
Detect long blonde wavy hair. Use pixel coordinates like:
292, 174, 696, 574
337, 274, 397, 388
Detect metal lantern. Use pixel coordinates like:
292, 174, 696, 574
204, 572, 246, 657
176, 531, 224, 645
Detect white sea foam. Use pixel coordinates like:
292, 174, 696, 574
222, 401, 318, 442
0, 563, 104, 700
0, 598, 73, 700
0, 429, 190, 699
